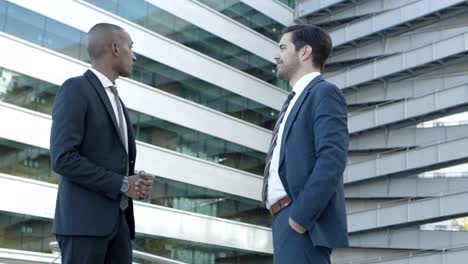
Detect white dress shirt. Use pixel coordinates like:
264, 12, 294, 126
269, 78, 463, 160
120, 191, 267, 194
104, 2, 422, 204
89, 68, 128, 153
266, 72, 320, 208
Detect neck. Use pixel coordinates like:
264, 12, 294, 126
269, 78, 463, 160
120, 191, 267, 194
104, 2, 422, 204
92, 62, 118, 84
289, 67, 320, 87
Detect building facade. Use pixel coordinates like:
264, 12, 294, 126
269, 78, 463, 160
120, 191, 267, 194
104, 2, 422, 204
1, 0, 468, 263
297, 0, 468, 263
0, 0, 293, 263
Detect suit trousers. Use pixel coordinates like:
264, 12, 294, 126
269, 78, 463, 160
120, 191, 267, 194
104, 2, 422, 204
56, 211, 132, 264
272, 206, 332, 264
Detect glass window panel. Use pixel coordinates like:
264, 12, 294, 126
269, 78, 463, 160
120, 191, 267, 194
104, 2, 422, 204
129, 110, 266, 175
130, 54, 279, 130
4, 3, 45, 46
0, 137, 270, 226
87, 0, 118, 13
116, 0, 147, 23
197, 0, 285, 42
0, 0, 7, 31
0, 211, 272, 263
0, 211, 54, 253
0, 1, 280, 130
149, 177, 270, 227
83, 0, 288, 91
278, 0, 296, 8
43, 19, 82, 59
146, 4, 176, 36
135, 234, 272, 264
0, 66, 266, 175
0, 139, 57, 184
0, 67, 58, 114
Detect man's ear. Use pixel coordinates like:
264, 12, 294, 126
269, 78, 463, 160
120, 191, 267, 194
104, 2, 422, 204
301, 45, 312, 61
112, 41, 119, 56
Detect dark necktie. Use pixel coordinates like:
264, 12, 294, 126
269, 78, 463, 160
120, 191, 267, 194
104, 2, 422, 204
261, 91, 296, 204
109, 86, 128, 152
109, 86, 129, 210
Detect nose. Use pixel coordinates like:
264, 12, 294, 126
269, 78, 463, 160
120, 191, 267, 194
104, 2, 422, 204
274, 52, 280, 63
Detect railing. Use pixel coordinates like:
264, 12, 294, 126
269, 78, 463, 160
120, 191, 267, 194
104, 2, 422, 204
295, 0, 349, 16
49, 242, 188, 264
420, 224, 468, 232
336, 243, 468, 264
347, 76, 468, 118
347, 186, 468, 215
418, 119, 468, 128
418, 171, 468, 178
349, 124, 468, 152
347, 135, 468, 166
345, 72, 468, 105
327, 32, 468, 89
328, 0, 467, 47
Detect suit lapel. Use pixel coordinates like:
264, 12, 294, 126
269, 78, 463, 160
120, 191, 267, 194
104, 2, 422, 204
84, 70, 125, 149
279, 76, 324, 167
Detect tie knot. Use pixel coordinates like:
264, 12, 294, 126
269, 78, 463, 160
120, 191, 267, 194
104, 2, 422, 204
285, 91, 295, 103
109, 86, 118, 96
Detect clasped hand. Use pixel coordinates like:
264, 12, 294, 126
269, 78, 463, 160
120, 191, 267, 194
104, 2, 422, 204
125, 171, 154, 199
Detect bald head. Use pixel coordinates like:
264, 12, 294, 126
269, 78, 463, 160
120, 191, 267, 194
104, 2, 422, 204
86, 23, 136, 79
87, 23, 127, 61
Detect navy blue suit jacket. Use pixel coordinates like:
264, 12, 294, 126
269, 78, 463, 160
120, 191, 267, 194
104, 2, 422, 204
50, 70, 136, 239
279, 76, 349, 248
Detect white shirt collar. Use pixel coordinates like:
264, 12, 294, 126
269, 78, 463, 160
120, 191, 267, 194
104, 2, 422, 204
89, 68, 114, 88
292, 72, 321, 95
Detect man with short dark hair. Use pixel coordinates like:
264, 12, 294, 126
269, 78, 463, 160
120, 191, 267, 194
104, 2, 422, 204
262, 24, 349, 263
50, 23, 154, 263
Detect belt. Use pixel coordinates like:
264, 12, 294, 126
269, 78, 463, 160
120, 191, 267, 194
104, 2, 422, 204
269, 196, 291, 216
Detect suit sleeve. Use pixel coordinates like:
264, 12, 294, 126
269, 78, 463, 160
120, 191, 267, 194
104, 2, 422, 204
50, 80, 123, 200
289, 85, 349, 230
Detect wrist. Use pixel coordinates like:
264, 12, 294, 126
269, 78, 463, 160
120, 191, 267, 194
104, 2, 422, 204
289, 217, 306, 234
120, 176, 129, 193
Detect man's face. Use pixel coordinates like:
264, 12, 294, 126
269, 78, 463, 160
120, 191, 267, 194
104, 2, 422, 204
115, 30, 136, 77
274, 32, 300, 81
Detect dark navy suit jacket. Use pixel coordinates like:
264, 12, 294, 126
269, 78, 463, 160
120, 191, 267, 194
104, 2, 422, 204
50, 70, 136, 239
279, 76, 349, 248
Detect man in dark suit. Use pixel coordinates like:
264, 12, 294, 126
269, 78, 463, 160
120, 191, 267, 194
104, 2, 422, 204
262, 24, 349, 263
50, 23, 154, 263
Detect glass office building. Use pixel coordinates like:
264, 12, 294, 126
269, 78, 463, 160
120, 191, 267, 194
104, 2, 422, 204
297, 0, 468, 263
0, 0, 294, 263
4, 0, 467, 263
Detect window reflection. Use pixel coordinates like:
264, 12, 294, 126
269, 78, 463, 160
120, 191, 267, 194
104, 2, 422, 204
0, 211, 272, 264
0, 211, 54, 253
0, 67, 58, 114
0, 0, 280, 130
0, 138, 56, 184
150, 177, 270, 227
0, 65, 267, 175
129, 109, 265, 175
134, 234, 273, 264
83, 0, 290, 91
197, 0, 285, 41
0, 137, 270, 227
278, 0, 296, 8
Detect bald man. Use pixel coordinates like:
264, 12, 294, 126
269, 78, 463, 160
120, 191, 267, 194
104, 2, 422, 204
50, 23, 153, 263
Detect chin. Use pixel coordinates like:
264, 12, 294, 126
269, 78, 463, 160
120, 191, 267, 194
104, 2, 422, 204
276, 71, 289, 81
120, 71, 131, 78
